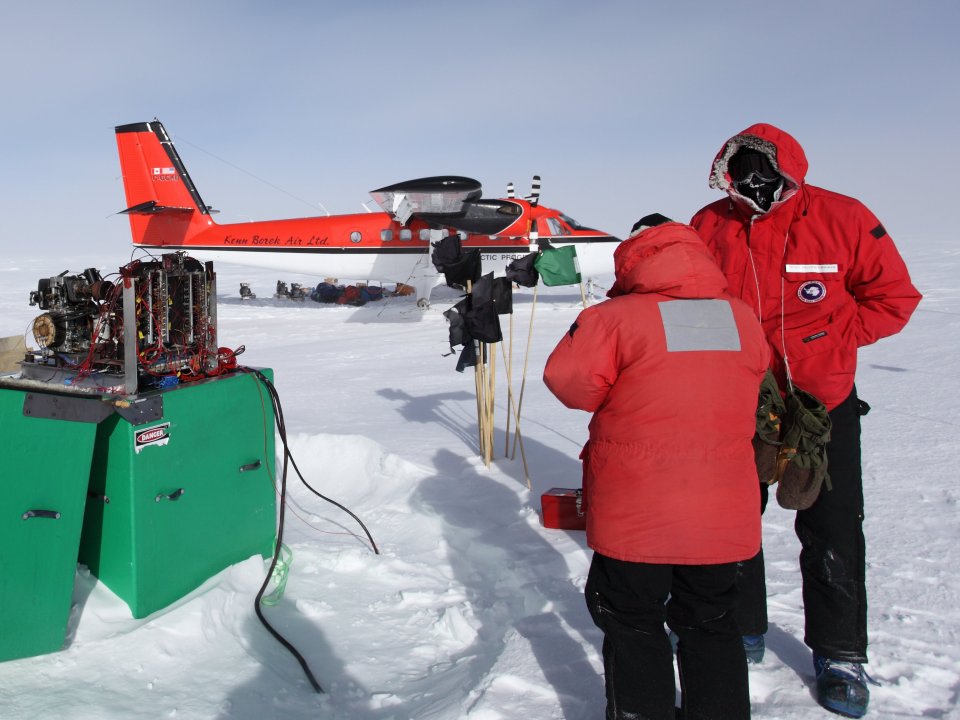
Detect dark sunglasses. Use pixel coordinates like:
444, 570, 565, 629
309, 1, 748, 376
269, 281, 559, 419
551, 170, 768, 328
729, 151, 780, 184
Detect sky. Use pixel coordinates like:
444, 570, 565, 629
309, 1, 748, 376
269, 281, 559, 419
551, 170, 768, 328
1, 0, 957, 256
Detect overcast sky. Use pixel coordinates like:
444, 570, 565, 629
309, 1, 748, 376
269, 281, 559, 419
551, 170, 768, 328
1, 0, 955, 255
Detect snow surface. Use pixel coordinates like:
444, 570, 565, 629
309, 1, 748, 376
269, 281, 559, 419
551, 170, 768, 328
0, 240, 957, 719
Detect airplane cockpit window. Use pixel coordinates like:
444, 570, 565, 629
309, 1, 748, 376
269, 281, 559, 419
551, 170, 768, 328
350, 231, 362, 243
560, 213, 585, 230
381, 229, 393, 242
400, 228, 413, 241
544, 217, 565, 236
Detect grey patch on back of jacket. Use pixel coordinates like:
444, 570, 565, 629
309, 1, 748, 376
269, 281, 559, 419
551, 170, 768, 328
658, 299, 742, 352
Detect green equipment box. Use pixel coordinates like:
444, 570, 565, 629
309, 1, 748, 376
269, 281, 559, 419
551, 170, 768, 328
0, 387, 99, 663
80, 370, 277, 619
0, 369, 277, 662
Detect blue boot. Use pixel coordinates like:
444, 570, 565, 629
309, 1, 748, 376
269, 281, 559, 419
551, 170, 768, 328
742, 634, 765, 664
813, 654, 870, 718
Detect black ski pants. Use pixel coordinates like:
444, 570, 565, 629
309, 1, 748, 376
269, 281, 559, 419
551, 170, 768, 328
732, 485, 768, 637
735, 388, 868, 662
585, 552, 751, 720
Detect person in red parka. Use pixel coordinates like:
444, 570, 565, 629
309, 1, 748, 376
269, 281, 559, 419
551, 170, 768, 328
544, 218, 770, 720
691, 123, 922, 719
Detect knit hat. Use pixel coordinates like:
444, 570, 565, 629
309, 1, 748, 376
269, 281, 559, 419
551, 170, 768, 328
630, 213, 674, 235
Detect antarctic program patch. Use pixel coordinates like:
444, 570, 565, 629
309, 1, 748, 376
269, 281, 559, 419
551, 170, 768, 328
798, 281, 826, 303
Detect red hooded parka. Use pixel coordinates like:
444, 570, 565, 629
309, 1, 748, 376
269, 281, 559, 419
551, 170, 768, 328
543, 223, 770, 565
691, 123, 922, 410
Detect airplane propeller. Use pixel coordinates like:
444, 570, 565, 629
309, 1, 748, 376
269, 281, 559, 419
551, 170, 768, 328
526, 175, 541, 208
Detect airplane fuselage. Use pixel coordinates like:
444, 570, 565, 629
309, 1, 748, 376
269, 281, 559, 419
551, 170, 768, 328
133, 210, 617, 293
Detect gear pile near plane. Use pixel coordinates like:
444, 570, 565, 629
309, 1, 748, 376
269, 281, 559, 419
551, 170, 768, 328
239, 279, 390, 305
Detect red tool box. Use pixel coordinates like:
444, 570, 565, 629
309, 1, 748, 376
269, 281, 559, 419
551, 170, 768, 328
541, 487, 586, 531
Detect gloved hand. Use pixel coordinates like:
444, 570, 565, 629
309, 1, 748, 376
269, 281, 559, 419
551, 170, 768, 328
753, 371, 785, 485
775, 386, 832, 510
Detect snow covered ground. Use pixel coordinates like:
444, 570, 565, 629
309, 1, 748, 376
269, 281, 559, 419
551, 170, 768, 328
0, 237, 957, 719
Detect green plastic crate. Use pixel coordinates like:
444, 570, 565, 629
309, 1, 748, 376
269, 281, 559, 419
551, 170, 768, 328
0, 387, 99, 662
79, 370, 277, 618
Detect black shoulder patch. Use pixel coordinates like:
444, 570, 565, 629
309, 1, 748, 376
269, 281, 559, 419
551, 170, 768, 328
870, 224, 887, 240
568, 322, 579, 338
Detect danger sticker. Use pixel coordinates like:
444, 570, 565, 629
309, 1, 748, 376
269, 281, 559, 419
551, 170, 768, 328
135, 422, 170, 454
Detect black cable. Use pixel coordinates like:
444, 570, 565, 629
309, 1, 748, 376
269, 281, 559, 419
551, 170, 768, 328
245, 367, 380, 555
239, 366, 381, 693
246, 368, 324, 693
287, 453, 380, 555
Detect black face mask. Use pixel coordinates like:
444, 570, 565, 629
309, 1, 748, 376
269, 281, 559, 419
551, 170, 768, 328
729, 148, 783, 211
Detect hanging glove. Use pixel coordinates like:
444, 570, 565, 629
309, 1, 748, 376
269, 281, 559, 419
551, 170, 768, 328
753, 370, 785, 485
774, 386, 832, 510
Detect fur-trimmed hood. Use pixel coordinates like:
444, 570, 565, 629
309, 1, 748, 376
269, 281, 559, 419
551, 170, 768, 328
708, 123, 808, 213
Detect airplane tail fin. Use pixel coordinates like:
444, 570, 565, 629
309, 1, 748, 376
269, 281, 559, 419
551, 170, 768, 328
115, 120, 215, 247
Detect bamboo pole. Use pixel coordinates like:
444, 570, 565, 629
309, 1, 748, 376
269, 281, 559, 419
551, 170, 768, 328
475, 341, 485, 456
512, 284, 538, 460
466, 279, 485, 456
504, 311, 514, 457
485, 341, 495, 467
499, 339, 531, 487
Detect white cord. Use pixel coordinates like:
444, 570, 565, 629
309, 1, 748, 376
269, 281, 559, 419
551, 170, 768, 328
780, 230, 794, 392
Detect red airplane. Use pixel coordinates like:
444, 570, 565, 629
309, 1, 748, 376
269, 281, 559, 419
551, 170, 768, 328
114, 120, 621, 305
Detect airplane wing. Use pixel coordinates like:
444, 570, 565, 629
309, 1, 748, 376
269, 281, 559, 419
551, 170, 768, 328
369, 176, 482, 224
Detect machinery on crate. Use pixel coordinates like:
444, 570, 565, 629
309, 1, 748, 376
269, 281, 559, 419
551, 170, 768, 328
19, 251, 222, 395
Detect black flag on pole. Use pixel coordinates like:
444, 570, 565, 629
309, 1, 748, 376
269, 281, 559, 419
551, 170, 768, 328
431, 235, 462, 272
492, 276, 513, 315
464, 299, 502, 343
442, 297, 471, 349
505, 252, 539, 288
455, 342, 478, 372
443, 249, 482, 291
472, 272, 495, 305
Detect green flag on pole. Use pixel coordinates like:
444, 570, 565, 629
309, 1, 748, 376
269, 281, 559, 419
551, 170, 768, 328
534, 245, 581, 286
